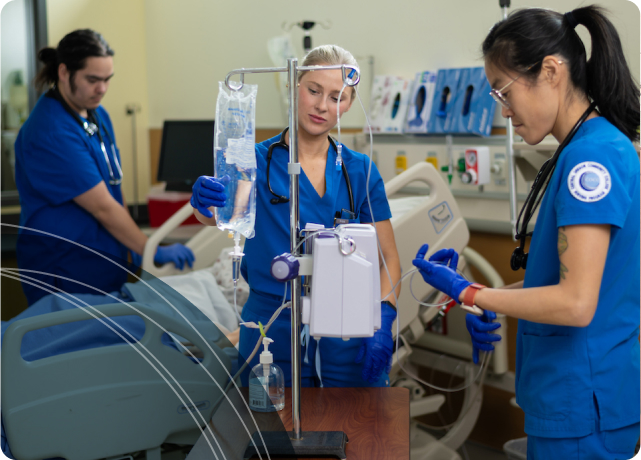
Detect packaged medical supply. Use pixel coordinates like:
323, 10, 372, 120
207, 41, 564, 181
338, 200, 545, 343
404, 71, 437, 133
426, 68, 463, 134
214, 82, 258, 239
367, 75, 398, 133
249, 337, 285, 412
449, 67, 496, 137
380, 78, 413, 134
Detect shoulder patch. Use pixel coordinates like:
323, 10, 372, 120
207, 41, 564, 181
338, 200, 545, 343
567, 161, 611, 203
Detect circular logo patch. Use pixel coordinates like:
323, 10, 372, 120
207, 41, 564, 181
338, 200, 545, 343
567, 162, 611, 202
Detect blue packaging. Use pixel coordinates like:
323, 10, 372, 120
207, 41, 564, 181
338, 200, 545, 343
426, 68, 464, 134
404, 71, 437, 134
449, 67, 497, 137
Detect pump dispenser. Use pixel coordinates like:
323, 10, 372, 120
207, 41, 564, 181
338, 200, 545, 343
249, 337, 285, 412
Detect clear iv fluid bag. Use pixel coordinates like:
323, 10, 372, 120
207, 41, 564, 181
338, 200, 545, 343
214, 82, 258, 239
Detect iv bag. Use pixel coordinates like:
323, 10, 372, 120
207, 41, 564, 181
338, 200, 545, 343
214, 82, 258, 239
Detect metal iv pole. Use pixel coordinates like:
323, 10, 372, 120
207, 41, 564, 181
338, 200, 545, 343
499, 0, 519, 239
224, 59, 359, 459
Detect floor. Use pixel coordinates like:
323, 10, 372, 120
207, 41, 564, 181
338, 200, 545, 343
160, 439, 512, 460
459, 440, 510, 460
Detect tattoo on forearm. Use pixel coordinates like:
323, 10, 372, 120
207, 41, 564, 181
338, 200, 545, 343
558, 226, 568, 280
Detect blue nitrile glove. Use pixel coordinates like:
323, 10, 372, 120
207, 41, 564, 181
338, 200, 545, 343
412, 244, 472, 303
190, 175, 229, 218
154, 244, 195, 270
466, 310, 501, 364
355, 301, 397, 383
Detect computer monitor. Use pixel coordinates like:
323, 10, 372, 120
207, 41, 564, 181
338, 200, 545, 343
157, 120, 215, 192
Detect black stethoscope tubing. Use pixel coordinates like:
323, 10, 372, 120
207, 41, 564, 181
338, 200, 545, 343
511, 101, 598, 271
266, 128, 355, 215
47, 87, 123, 186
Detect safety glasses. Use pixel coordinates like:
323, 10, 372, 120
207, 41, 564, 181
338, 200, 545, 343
490, 61, 563, 110
489, 74, 522, 110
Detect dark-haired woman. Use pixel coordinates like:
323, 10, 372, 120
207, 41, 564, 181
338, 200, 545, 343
413, 6, 639, 459
15, 29, 194, 305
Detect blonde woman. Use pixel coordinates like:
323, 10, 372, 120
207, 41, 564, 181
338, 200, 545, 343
192, 45, 401, 388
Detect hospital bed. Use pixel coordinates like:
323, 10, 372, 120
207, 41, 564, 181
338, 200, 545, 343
143, 161, 508, 460
1, 302, 232, 460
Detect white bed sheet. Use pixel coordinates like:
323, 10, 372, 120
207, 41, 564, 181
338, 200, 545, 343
389, 196, 429, 224
157, 245, 251, 337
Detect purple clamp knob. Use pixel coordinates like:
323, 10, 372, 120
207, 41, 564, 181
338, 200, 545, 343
271, 253, 299, 281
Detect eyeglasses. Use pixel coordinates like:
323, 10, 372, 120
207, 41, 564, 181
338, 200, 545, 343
489, 74, 523, 110
489, 61, 563, 110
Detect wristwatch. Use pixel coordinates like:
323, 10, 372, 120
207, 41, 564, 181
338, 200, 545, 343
461, 283, 485, 316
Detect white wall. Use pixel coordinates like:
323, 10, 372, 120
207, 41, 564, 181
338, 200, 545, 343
144, 0, 640, 129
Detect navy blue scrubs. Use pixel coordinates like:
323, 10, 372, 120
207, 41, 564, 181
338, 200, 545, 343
239, 134, 392, 388
15, 94, 128, 305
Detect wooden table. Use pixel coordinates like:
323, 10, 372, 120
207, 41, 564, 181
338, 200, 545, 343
187, 387, 409, 460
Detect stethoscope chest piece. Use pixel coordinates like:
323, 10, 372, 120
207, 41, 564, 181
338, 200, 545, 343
510, 246, 528, 271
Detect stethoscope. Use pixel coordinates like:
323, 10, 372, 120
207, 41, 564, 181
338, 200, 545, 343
47, 87, 124, 185
510, 101, 597, 271
266, 128, 355, 222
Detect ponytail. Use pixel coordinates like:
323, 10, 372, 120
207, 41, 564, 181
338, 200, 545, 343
572, 6, 639, 141
34, 47, 59, 91
483, 5, 639, 142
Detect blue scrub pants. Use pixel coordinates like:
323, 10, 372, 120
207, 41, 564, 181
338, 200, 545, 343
527, 422, 639, 460
239, 290, 389, 388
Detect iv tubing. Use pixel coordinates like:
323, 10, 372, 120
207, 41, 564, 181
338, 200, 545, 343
353, 85, 489, 395
219, 282, 289, 398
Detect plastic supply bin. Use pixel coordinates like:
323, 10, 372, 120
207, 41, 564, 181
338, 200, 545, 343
503, 437, 527, 460
147, 189, 199, 228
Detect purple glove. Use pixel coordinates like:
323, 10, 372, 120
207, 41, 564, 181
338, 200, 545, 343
466, 310, 501, 364
154, 244, 195, 270
412, 244, 472, 303
190, 175, 228, 218
355, 301, 396, 383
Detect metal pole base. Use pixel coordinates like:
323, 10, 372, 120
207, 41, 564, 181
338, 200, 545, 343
243, 430, 348, 459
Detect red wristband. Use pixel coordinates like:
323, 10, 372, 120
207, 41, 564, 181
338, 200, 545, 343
462, 283, 486, 310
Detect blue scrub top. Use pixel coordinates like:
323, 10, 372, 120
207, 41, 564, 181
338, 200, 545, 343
241, 134, 392, 299
15, 94, 128, 305
516, 117, 640, 437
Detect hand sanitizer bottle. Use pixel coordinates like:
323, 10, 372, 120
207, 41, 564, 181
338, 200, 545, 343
249, 337, 285, 412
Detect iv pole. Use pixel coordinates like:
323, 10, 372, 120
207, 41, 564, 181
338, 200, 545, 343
499, 0, 519, 239
224, 58, 360, 459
